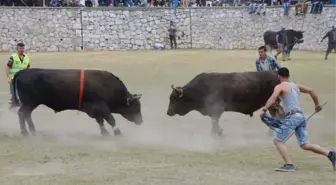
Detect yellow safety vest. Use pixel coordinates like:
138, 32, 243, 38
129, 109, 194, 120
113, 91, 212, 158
9, 53, 30, 80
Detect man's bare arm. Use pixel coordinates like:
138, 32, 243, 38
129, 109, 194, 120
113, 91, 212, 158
297, 84, 320, 107
264, 85, 282, 110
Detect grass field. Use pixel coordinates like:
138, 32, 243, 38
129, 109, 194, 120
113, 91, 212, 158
0, 50, 335, 185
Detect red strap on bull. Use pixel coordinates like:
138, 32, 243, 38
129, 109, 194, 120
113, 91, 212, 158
78, 69, 85, 111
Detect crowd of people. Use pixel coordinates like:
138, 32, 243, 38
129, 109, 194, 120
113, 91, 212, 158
0, 0, 331, 9
248, 0, 326, 16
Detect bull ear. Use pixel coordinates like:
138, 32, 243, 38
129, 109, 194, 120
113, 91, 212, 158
301, 31, 305, 33
127, 97, 133, 106
127, 94, 142, 106
171, 84, 183, 98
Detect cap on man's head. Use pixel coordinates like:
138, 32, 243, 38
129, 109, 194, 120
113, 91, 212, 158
278, 67, 290, 77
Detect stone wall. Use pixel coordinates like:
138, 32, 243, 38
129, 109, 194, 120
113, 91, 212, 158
0, 6, 335, 52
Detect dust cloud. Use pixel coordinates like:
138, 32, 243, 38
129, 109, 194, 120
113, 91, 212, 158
0, 93, 275, 153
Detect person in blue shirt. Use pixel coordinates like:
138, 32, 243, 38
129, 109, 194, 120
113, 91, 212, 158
256, 45, 282, 71
256, 45, 284, 131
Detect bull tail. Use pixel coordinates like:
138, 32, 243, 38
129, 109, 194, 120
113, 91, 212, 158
11, 69, 27, 107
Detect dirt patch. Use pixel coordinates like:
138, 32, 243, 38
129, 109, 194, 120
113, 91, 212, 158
0, 50, 334, 185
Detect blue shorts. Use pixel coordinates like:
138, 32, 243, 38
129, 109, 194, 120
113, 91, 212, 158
263, 112, 309, 145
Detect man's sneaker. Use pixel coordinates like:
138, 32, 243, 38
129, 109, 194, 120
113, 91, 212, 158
327, 150, 336, 171
274, 164, 296, 172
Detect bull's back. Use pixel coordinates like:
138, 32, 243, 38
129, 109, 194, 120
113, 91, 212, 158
190, 71, 279, 114
228, 71, 279, 113
263, 31, 277, 45
16, 68, 126, 110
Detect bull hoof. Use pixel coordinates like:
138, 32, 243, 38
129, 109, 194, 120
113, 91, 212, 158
211, 129, 224, 138
21, 131, 30, 137
101, 132, 110, 137
114, 129, 123, 137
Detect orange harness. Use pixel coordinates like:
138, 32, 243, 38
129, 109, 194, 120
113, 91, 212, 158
78, 69, 85, 111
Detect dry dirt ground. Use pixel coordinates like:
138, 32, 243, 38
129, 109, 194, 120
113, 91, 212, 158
0, 50, 335, 185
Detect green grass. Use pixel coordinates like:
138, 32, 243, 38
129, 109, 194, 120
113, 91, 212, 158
0, 50, 335, 185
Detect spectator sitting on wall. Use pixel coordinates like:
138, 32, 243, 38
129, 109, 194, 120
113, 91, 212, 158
248, 0, 259, 14
255, 0, 267, 15
310, 0, 323, 14
138, 0, 147, 6
85, 0, 93, 6
294, 0, 310, 15
75, 0, 85, 6
50, 0, 67, 6
282, 0, 291, 15
123, 0, 135, 6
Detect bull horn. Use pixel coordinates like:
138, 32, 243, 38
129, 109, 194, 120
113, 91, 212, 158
133, 94, 142, 99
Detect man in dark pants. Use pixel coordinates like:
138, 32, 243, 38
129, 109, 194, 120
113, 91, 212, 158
168, 21, 177, 49
321, 26, 336, 60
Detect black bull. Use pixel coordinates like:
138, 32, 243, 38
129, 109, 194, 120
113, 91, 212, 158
263, 29, 304, 58
167, 71, 285, 136
11, 68, 143, 137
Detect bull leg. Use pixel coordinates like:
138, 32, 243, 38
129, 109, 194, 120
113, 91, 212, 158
95, 117, 110, 136
275, 50, 281, 59
104, 114, 122, 136
25, 106, 38, 136
266, 45, 272, 55
17, 105, 29, 137
211, 117, 223, 137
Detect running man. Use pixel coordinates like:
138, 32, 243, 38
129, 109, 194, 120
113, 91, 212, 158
260, 67, 335, 172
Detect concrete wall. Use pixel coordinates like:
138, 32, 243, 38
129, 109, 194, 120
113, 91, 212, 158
0, 6, 335, 52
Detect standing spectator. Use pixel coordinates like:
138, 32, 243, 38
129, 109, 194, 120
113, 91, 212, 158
6, 43, 31, 104
321, 26, 336, 60
282, 0, 290, 15
168, 21, 177, 49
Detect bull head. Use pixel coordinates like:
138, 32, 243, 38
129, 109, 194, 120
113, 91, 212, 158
127, 94, 142, 106
171, 84, 183, 98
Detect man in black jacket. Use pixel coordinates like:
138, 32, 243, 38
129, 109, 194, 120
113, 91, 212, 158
321, 26, 336, 60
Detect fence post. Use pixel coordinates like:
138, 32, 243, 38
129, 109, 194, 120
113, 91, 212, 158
80, 9, 84, 50
189, 8, 192, 49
